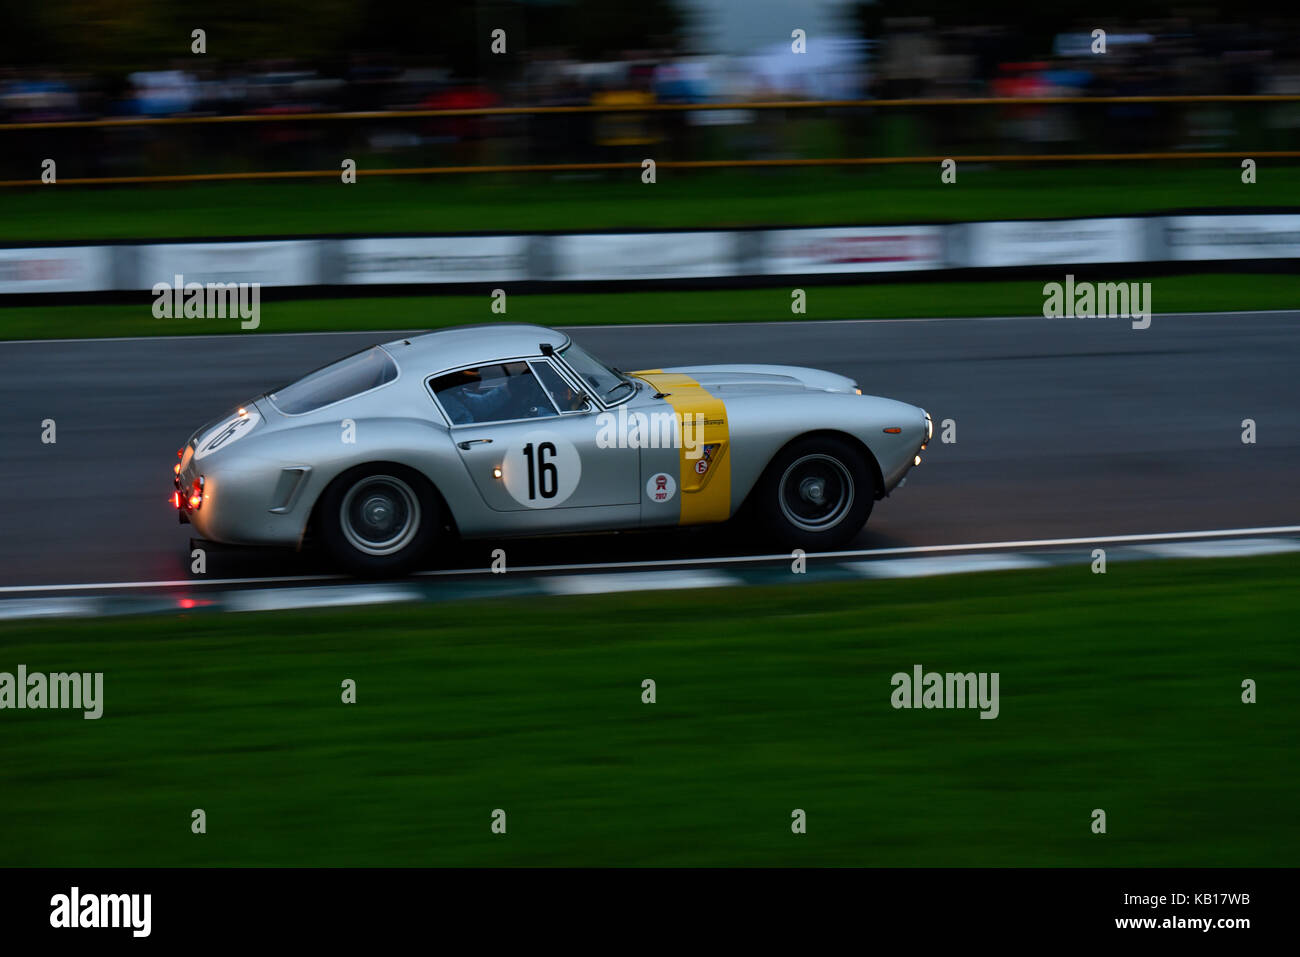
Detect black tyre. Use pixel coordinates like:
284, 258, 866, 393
753, 435, 875, 550
318, 464, 441, 576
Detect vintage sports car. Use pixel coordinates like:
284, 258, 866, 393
171, 324, 931, 574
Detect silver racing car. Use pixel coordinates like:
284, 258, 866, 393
172, 324, 931, 574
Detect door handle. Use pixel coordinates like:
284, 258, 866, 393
457, 438, 494, 450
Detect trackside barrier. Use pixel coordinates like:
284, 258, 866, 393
1, 214, 1297, 295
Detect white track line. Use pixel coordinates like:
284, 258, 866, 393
848, 554, 1050, 578
225, 584, 422, 613
1137, 539, 1300, 559
0, 572, 347, 594
566, 310, 1300, 331
0, 330, 425, 346
0, 597, 102, 619
541, 570, 740, 595
412, 525, 1300, 578
1, 310, 1294, 346
2, 525, 1297, 595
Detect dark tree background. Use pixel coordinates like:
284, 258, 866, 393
0, 0, 687, 73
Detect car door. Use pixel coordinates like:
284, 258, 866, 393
430, 359, 639, 514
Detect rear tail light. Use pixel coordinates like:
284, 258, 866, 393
172, 474, 204, 510
171, 450, 202, 515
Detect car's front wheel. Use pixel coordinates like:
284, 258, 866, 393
753, 435, 875, 551
318, 465, 441, 576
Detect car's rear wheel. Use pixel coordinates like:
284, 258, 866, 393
753, 435, 875, 550
319, 465, 441, 576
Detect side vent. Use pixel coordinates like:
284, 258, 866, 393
269, 467, 312, 514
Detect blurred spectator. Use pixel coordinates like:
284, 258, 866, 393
3, 10, 1300, 181
880, 18, 940, 99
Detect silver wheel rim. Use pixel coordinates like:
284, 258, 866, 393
339, 475, 421, 556
778, 454, 854, 532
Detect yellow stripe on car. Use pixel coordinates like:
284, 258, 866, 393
632, 371, 731, 525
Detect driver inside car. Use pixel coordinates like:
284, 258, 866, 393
436, 364, 553, 425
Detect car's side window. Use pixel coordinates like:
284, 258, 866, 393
430, 362, 558, 425
531, 360, 590, 413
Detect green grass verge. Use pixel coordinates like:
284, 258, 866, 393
3, 272, 1297, 340
1, 554, 1296, 866
3, 164, 1296, 241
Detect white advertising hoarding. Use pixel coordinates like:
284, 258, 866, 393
764, 226, 944, 274
967, 218, 1146, 267
136, 241, 320, 288
1164, 215, 1300, 260
0, 246, 113, 293
342, 236, 529, 284
554, 232, 738, 281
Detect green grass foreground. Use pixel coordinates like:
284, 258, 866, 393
0, 554, 1296, 866
3, 164, 1297, 241
4, 273, 1299, 341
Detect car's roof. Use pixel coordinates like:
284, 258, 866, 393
381, 323, 571, 373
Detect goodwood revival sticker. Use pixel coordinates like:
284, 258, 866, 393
646, 472, 677, 503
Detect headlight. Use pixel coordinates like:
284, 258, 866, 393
923, 410, 933, 447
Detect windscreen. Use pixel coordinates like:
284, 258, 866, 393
559, 343, 633, 402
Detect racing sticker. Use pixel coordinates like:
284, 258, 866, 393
194, 409, 261, 460
645, 471, 677, 503
694, 442, 721, 475
502, 431, 582, 508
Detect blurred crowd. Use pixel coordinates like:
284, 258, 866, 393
2, 16, 1299, 178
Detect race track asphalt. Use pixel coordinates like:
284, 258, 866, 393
1, 312, 1296, 587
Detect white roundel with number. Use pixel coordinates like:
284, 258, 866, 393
502, 431, 581, 508
195, 410, 260, 460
